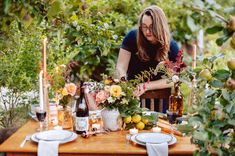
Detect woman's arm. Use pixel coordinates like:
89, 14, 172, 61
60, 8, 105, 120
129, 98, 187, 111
116, 48, 131, 79
135, 79, 173, 97
145, 79, 173, 90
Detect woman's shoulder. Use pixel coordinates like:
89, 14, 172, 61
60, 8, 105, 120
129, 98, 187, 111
125, 29, 137, 40
121, 29, 138, 52
169, 39, 179, 62
170, 39, 178, 50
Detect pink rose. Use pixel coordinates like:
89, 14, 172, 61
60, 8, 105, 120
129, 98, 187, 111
65, 83, 77, 96
96, 90, 109, 104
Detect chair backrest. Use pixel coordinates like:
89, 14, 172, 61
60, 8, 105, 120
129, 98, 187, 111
140, 88, 172, 112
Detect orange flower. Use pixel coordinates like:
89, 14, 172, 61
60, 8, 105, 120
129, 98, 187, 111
65, 83, 77, 96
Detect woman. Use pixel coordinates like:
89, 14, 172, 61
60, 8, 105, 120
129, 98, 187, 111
116, 6, 179, 112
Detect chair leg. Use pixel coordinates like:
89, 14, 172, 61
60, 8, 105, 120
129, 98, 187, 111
159, 99, 163, 112
150, 99, 154, 111
141, 99, 146, 108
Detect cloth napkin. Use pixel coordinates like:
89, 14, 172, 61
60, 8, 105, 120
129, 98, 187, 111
38, 140, 60, 156
146, 142, 168, 156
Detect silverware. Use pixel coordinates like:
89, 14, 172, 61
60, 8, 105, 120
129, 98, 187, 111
20, 135, 31, 148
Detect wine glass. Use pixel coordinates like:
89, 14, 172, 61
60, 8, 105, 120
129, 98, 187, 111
166, 110, 178, 137
35, 107, 47, 132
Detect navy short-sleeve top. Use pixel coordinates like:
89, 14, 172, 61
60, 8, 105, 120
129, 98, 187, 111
121, 29, 179, 81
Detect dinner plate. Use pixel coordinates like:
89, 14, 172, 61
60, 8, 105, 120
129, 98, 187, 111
35, 130, 73, 141
135, 133, 172, 144
31, 131, 77, 144
130, 134, 177, 146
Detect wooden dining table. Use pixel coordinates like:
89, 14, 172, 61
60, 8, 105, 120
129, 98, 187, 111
0, 120, 197, 156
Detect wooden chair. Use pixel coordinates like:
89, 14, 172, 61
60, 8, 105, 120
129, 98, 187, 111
140, 88, 172, 112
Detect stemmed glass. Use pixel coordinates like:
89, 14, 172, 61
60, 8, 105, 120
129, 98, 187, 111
35, 107, 47, 132
166, 110, 178, 137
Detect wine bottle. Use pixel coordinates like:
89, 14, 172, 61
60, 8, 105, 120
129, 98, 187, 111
169, 84, 184, 117
75, 82, 89, 134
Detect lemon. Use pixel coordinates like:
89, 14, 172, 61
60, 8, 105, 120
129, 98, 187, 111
136, 121, 145, 130
142, 118, 149, 124
124, 116, 132, 124
132, 114, 141, 123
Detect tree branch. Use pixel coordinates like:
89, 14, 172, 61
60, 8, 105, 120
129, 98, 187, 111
184, 4, 229, 24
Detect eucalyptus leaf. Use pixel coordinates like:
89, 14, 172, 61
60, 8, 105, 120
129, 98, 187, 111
210, 128, 221, 137
216, 35, 230, 46
206, 25, 223, 34
225, 103, 234, 114
213, 69, 230, 80
210, 80, 224, 88
186, 15, 198, 32
228, 119, 235, 126
222, 89, 231, 101
193, 131, 208, 141
177, 124, 194, 133
205, 89, 216, 97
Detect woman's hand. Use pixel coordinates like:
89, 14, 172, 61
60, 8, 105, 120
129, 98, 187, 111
134, 83, 147, 97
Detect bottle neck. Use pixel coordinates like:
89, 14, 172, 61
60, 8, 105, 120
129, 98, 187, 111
174, 85, 180, 95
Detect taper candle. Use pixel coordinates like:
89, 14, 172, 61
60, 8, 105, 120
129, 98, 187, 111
39, 70, 44, 110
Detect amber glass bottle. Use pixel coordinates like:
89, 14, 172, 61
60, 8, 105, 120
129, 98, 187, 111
169, 84, 184, 117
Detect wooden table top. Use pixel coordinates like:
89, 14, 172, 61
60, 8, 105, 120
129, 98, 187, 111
0, 120, 197, 156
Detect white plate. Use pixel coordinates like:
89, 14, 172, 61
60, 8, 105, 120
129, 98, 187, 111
35, 130, 73, 141
131, 134, 177, 146
135, 133, 172, 144
31, 132, 77, 144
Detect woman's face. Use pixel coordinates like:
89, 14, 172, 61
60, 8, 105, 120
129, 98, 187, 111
141, 14, 157, 44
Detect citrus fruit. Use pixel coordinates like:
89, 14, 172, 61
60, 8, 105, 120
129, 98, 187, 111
136, 121, 145, 130
141, 118, 149, 124
124, 116, 132, 124
132, 114, 141, 123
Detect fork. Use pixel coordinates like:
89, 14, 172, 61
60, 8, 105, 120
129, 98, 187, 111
20, 135, 31, 148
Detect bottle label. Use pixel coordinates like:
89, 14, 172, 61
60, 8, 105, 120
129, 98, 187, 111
76, 117, 89, 131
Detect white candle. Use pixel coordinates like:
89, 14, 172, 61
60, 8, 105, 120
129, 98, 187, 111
39, 70, 44, 110
152, 127, 161, 133
192, 44, 197, 69
53, 125, 62, 130
92, 123, 101, 130
129, 128, 138, 135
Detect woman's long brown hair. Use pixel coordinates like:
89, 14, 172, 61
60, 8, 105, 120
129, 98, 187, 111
137, 5, 170, 62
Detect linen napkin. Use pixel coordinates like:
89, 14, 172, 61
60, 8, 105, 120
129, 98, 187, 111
146, 142, 168, 156
38, 140, 60, 156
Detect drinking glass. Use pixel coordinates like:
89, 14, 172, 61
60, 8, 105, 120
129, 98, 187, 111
166, 110, 178, 137
36, 107, 47, 132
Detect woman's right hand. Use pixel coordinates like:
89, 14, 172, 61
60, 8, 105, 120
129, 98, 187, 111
134, 83, 147, 97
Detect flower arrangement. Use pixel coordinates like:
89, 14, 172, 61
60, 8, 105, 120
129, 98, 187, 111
54, 82, 78, 108
93, 76, 141, 115
154, 50, 187, 86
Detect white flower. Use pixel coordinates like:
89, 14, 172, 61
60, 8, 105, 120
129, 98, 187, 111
121, 91, 126, 96
104, 23, 109, 29
172, 75, 179, 83
121, 98, 128, 105
107, 97, 115, 103
104, 86, 110, 92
